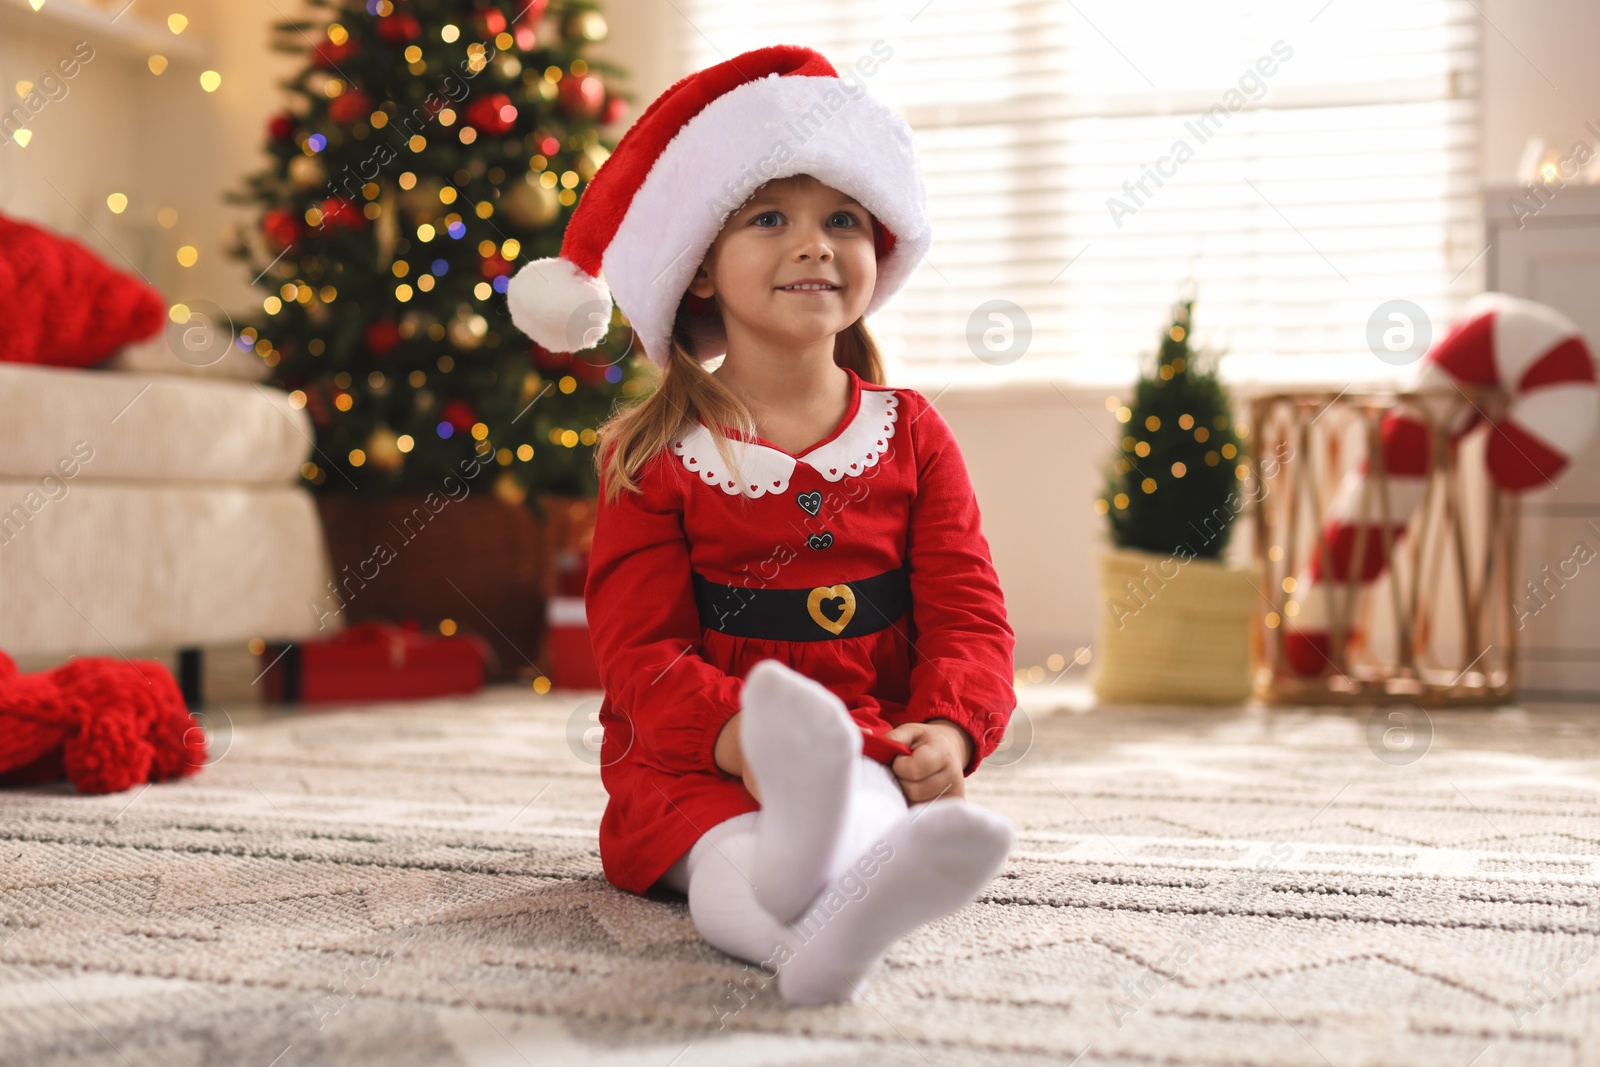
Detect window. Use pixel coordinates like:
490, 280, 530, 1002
674, 0, 1481, 387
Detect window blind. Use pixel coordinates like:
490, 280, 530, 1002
673, 0, 1481, 386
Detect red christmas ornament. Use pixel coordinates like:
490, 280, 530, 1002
479, 253, 513, 281
328, 89, 372, 126
268, 111, 295, 142
313, 37, 358, 67
570, 355, 609, 385
376, 13, 421, 43
306, 384, 333, 428
474, 7, 507, 37
531, 343, 571, 372
319, 197, 366, 231
600, 95, 628, 127
365, 319, 401, 356
558, 74, 604, 118
464, 93, 516, 136
262, 208, 300, 250
441, 399, 477, 432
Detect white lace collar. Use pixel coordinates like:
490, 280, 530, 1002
670, 387, 900, 499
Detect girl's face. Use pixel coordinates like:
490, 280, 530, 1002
688, 174, 877, 354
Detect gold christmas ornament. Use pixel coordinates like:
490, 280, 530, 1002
493, 470, 527, 505
448, 310, 489, 349
568, 9, 607, 41
375, 186, 399, 270
501, 175, 560, 227
398, 176, 445, 219
288, 154, 327, 189
365, 425, 405, 471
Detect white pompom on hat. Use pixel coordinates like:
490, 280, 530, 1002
505, 44, 932, 368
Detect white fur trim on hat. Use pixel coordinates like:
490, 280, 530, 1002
505, 256, 614, 354
601, 75, 931, 367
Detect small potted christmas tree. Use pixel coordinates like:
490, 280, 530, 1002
1089, 300, 1260, 704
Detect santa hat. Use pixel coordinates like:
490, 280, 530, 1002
505, 44, 932, 368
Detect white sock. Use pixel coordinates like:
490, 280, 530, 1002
777, 800, 1016, 1007
740, 659, 863, 923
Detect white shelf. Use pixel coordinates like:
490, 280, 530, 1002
0, 0, 205, 62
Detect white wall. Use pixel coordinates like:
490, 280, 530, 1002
6, 0, 1596, 674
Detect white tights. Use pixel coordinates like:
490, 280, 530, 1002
657, 751, 912, 960
652, 659, 1016, 1006
657, 752, 1014, 1006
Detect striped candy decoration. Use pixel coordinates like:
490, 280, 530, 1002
1282, 294, 1597, 677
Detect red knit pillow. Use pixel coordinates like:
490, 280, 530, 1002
0, 212, 166, 367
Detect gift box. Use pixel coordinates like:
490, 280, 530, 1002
545, 549, 601, 690
260, 620, 492, 704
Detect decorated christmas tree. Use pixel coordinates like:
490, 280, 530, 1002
1096, 300, 1247, 559
226, 0, 641, 510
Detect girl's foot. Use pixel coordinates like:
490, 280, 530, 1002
740, 659, 862, 924
777, 800, 1015, 1007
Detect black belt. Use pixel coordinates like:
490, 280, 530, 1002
692, 565, 911, 641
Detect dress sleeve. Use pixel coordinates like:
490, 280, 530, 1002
899, 392, 1017, 776
584, 449, 743, 779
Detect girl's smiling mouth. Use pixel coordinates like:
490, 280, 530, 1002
776, 279, 842, 293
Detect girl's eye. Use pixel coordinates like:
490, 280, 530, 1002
748, 210, 862, 228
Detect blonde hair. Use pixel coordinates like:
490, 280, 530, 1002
594, 299, 885, 505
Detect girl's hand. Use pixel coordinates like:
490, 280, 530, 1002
884, 720, 973, 804
714, 712, 763, 803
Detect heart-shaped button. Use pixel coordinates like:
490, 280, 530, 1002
807, 532, 833, 551
796, 490, 822, 516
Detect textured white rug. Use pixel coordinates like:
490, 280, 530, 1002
2, 683, 1598, 1066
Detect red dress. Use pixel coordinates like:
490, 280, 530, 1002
587, 367, 1016, 895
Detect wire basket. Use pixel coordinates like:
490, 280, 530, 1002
1247, 386, 1518, 706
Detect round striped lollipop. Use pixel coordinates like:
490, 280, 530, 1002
1282, 293, 1596, 677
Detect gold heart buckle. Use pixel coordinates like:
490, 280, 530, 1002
806, 584, 856, 636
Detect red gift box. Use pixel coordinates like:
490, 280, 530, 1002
546, 549, 601, 689
261, 620, 491, 704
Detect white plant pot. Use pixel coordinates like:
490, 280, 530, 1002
1089, 546, 1259, 705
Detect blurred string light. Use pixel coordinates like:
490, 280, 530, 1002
147, 55, 168, 75
106, 192, 127, 213
200, 70, 221, 92
167, 13, 188, 33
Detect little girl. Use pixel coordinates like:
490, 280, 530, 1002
507, 44, 1018, 1007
